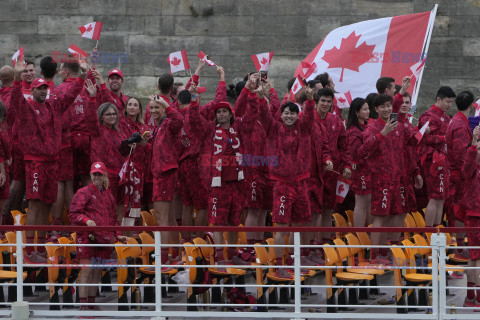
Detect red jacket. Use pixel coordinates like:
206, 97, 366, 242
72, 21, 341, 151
446, 112, 472, 180
119, 116, 150, 175
398, 114, 420, 176
361, 118, 418, 180
461, 146, 480, 217
151, 106, 183, 178
0, 124, 12, 172
98, 83, 129, 115
86, 97, 127, 173
260, 98, 315, 182
69, 183, 119, 241
52, 79, 81, 149
316, 112, 351, 172
10, 79, 83, 160
392, 93, 404, 114
310, 119, 332, 181
347, 124, 369, 181
0, 87, 13, 134
418, 105, 451, 159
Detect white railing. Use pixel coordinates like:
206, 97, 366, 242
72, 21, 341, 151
0, 227, 478, 319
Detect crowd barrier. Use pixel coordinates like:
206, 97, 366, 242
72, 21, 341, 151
0, 225, 478, 319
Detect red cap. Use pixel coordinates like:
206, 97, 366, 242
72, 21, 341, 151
90, 162, 107, 175
198, 87, 206, 94
31, 78, 49, 89
108, 69, 124, 80
213, 101, 232, 112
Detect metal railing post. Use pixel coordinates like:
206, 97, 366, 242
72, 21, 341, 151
15, 230, 23, 302
431, 233, 446, 320
154, 231, 162, 313
293, 232, 301, 315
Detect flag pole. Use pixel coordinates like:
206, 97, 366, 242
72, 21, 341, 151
411, 4, 438, 106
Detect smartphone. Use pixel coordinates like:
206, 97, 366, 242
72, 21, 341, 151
260, 71, 268, 81
390, 113, 398, 122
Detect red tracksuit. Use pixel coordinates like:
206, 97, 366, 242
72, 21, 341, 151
0, 123, 12, 200
418, 105, 451, 199
69, 183, 119, 260
398, 114, 420, 212
102, 87, 129, 115
86, 96, 127, 204
347, 124, 371, 195
317, 112, 351, 209
151, 106, 183, 202
2, 86, 24, 181
10, 79, 83, 203
361, 118, 418, 216
260, 98, 315, 224
193, 92, 259, 226
460, 145, 480, 260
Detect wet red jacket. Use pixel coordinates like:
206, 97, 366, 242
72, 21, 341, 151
346, 124, 369, 181
10, 79, 83, 160
52, 78, 81, 149
119, 116, 150, 176
310, 119, 332, 181
151, 106, 183, 178
0, 124, 12, 171
360, 117, 418, 180
461, 146, 480, 217
0, 87, 12, 133
69, 183, 120, 240
86, 96, 127, 173
446, 112, 472, 181
398, 114, 420, 176
418, 105, 451, 158
316, 112, 351, 172
260, 98, 315, 182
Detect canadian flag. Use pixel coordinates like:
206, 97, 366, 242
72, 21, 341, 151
409, 57, 426, 79
251, 51, 274, 72
12, 47, 24, 66
335, 176, 351, 203
335, 91, 353, 109
78, 22, 103, 40
288, 76, 305, 102
414, 120, 429, 143
474, 99, 480, 117
168, 50, 190, 74
68, 44, 88, 62
294, 7, 436, 106
119, 154, 142, 221
300, 60, 318, 79
198, 51, 216, 66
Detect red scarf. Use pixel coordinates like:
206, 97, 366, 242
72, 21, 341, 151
211, 124, 244, 187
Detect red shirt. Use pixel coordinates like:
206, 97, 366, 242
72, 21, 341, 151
418, 104, 451, 159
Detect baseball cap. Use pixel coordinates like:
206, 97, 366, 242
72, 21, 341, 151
90, 162, 107, 175
108, 69, 124, 80
31, 78, 49, 89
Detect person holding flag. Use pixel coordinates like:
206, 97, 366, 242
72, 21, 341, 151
361, 94, 423, 265
418, 86, 455, 227
10, 57, 86, 263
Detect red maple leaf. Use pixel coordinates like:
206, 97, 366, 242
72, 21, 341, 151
260, 57, 268, 65
321, 31, 375, 82
338, 97, 346, 104
292, 83, 298, 92
338, 184, 345, 194
171, 56, 182, 66
86, 25, 93, 32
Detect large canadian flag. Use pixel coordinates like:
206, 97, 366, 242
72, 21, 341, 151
168, 50, 190, 74
295, 6, 437, 106
79, 22, 103, 40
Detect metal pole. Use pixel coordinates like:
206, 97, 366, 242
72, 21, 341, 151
431, 233, 446, 320
293, 232, 301, 315
154, 231, 162, 313
15, 230, 23, 302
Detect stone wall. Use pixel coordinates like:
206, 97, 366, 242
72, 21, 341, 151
0, 0, 478, 115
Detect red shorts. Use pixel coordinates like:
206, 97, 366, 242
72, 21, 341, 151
76, 234, 114, 260
244, 172, 272, 210
423, 162, 449, 200
152, 169, 177, 202
307, 177, 323, 214
466, 216, 480, 260
272, 179, 310, 224
11, 143, 25, 181
371, 177, 403, 216
400, 175, 416, 213
107, 172, 125, 205
351, 170, 371, 196
57, 147, 74, 181
71, 132, 91, 177
25, 160, 58, 204
207, 181, 243, 226
322, 171, 337, 210
178, 158, 208, 209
